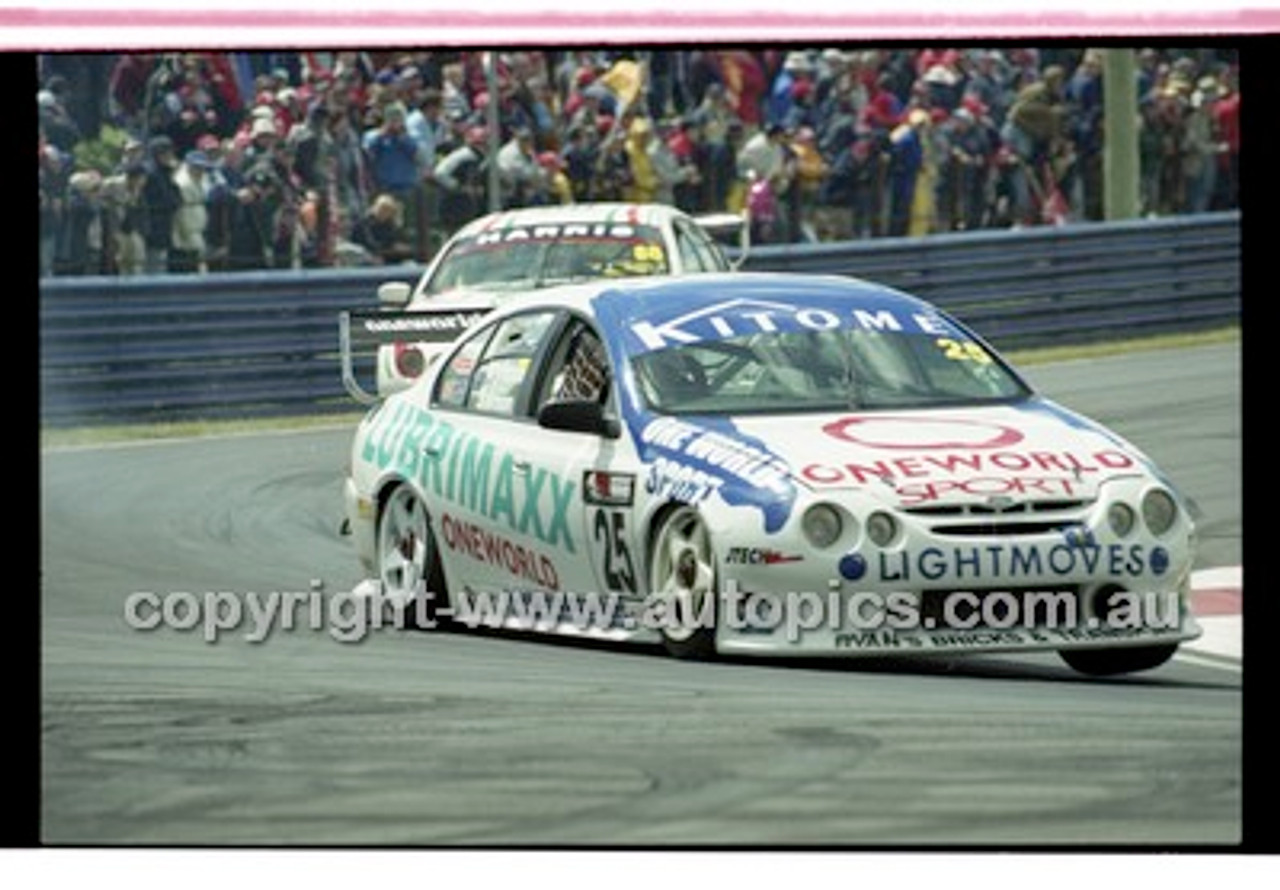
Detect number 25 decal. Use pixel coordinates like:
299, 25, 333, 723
936, 337, 992, 365
593, 509, 637, 593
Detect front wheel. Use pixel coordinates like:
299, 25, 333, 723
1058, 644, 1178, 676
377, 484, 448, 629
648, 506, 718, 659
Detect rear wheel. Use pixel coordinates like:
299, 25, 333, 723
1058, 644, 1178, 676
377, 484, 448, 629
649, 506, 718, 659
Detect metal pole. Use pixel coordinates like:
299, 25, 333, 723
485, 51, 502, 213
1103, 48, 1140, 221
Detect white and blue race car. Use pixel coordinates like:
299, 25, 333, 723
342, 272, 1200, 675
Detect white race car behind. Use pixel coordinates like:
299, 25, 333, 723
368, 202, 745, 398
342, 272, 1200, 675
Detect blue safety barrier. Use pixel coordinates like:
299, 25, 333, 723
39, 212, 1239, 425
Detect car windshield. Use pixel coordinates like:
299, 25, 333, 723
632, 327, 1031, 415
424, 224, 671, 295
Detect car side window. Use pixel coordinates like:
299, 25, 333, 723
536, 319, 612, 408
433, 324, 493, 409
460, 311, 559, 416
675, 221, 729, 273
673, 223, 708, 273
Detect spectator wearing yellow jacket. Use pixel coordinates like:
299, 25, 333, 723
790, 126, 827, 240
623, 116, 659, 204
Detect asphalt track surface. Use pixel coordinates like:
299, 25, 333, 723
40, 341, 1243, 848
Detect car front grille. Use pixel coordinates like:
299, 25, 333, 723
903, 500, 1091, 537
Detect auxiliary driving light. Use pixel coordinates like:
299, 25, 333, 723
866, 511, 898, 547
1107, 502, 1136, 538
802, 504, 843, 549
1142, 488, 1178, 536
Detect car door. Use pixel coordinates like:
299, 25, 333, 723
426, 307, 569, 599
522, 315, 644, 628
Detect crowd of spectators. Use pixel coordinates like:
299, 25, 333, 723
37, 47, 1240, 278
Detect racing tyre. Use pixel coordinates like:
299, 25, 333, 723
377, 484, 449, 630
1058, 644, 1178, 676
649, 506, 718, 659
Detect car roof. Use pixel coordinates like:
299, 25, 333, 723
452, 202, 687, 238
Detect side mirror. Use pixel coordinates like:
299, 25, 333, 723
536, 399, 621, 439
377, 281, 413, 307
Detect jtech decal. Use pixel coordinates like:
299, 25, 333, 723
724, 547, 804, 565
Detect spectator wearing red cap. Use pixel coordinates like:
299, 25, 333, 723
861, 73, 904, 136
538, 151, 574, 204
666, 116, 706, 213
650, 120, 698, 208
784, 79, 819, 133
962, 51, 1011, 127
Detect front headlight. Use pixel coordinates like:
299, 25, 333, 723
802, 504, 844, 549
1142, 488, 1179, 536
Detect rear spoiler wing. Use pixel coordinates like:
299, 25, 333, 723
693, 211, 751, 270
338, 304, 492, 405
